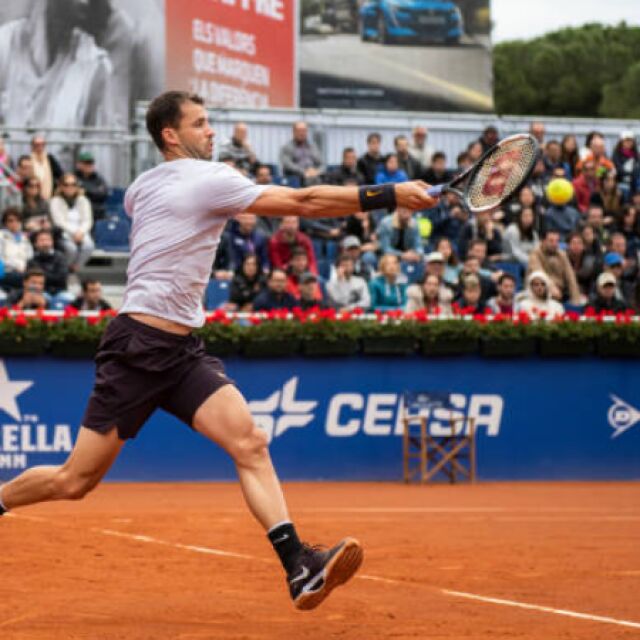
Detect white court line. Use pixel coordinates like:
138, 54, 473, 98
442, 589, 640, 631
8, 514, 640, 631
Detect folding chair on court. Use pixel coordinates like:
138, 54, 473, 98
402, 392, 476, 484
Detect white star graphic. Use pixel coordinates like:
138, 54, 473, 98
0, 360, 33, 421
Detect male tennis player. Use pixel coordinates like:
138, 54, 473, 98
0, 91, 437, 610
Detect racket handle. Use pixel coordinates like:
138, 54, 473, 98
427, 184, 444, 197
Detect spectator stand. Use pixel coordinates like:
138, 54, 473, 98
402, 391, 476, 485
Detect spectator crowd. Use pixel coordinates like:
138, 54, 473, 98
1, 120, 639, 319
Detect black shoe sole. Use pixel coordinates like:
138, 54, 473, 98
294, 537, 364, 611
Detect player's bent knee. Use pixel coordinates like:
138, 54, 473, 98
53, 469, 100, 501
231, 427, 269, 468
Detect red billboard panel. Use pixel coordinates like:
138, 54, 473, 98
166, 0, 296, 108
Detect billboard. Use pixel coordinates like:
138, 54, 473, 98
1, 357, 639, 482
165, 0, 297, 109
299, 0, 493, 112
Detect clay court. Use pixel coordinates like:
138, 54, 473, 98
1, 481, 639, 639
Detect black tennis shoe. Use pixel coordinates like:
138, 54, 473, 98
288, 537, 363, 610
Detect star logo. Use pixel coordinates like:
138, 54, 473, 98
248, 377, 317, 442
0, 360, 33, 421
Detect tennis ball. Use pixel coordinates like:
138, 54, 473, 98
417, 217, 432, 239
545, 178, 574, 206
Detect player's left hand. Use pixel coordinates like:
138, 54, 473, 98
395, 181, 439, 210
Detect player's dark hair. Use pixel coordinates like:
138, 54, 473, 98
146, 91, 205, 151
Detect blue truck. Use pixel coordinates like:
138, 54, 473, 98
359, 0, 464, 45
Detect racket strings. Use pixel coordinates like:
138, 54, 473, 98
468, 140, 536, 209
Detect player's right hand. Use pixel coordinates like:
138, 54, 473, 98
395, 181, 439, 211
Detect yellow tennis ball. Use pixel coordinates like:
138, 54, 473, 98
417, 217, 432, 239
545, 178, 574, 206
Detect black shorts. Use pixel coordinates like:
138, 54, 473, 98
82, 314, 233, 440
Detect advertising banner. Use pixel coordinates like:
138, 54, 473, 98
0, 357, 638, 483
300, 0, 493, 111
165, 0, 297, 109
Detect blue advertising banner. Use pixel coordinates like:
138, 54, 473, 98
0, 356, 638, 482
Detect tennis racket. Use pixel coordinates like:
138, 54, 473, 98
427, 134, 539, 213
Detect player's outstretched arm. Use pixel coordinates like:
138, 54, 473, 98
249, 181, 438, 219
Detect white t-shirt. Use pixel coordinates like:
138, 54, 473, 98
120, 159, 268, 327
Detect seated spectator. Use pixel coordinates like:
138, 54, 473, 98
516, 271, 564, 319
254, 164, 274, 186
427, 193, 468, 241
21, 177, 55, 237
369, 254, 406, 311
0, 136, 13, 172
454, 273, 487, 314
581, 223, 603, 258
228, 254, 266, 312
30, 135, 63, 200
8, 268, 49, 310
529, 121, 546, 146
572, 160, 598, 213
456, 150, 472, 173
50, 173, 95, 271
615, 204, 640, 255
527, 156, 548, 202
377, 207, 423, 263
339, 235, 374, 281
433, 237, 461, 288
394, 135, 423, 180
542, 140, 571, 179
612, 131, 638, 201
70, 278, 112, 311
13, 155, 34, 191
286, 248, 322, 301
268, 215, 317, 273
0, 208, 33, 291
375, 153, 408, 185
457, 253, 495, 303
422, 152, 452, 185
601, 252, 628, 303
424, 251, 455, 301
252, 268, 297, 311
228, 212, 269, 271
75, 151, 109, 222
486, 273, 517, 315
327, 147, 365, 185
561, 134, 579, 179
503, 206, 539, 269
343, 212, 378, 262
298, 272, 330, 310
566, 231, 599, 296
279, 121, 324, 186
505, 185, 544, 228
591, 172, 623, 221
406, 273, 451, 316
527, 229, 582, 304
543, 198, 581, 242
218, 122, 257, 175
326, 254, 370, 311
588, 272, 629, 313
607, 233, 638, 302
357, 132, 384, 184
458, 209, 502, 260
212, 233, 234, 281
585, 204, 610, 247
577, 132, 615, 176
478, 125, 499, 153
466, 239, 503, 281
26, 229, 69, 295
408, 125, 434, 169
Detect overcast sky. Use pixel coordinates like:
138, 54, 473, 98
491, 0, 639, 43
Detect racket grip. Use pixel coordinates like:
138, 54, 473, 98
427, 184, 444, 197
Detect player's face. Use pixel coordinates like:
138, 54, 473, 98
173, 102, 215, 160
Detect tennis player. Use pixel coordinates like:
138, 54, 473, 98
0, 91, 437, 610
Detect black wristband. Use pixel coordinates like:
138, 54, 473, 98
359, 183, 397, 212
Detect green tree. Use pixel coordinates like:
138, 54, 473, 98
493, 23, 640, 118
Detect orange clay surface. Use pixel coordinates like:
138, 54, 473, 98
1, 481, 639, 640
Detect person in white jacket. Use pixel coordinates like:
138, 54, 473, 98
50, 173, 94, 270
0, 207, 33, 291
516, 270, 564, 319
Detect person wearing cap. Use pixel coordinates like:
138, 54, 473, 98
326, 254, 370, 311
424, 250, 454, 303
516, 271, 564, 319
75, 150, 109, 222
342, 213, 378, 267
588, 272, 629, 313
339, 235, 373, 281
612, 131, 638, 201
297, 271, 330, 311
603, 236, 637, 304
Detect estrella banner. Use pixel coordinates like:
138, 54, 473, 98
0, 357, 638, 482
165, 0, 297, 109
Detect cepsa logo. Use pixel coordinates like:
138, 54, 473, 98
249, 377, 504, 442
0, 360, 73, 470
